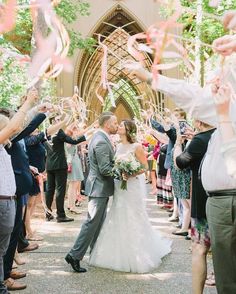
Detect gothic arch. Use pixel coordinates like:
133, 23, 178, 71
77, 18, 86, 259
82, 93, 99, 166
75, 4, 162, 122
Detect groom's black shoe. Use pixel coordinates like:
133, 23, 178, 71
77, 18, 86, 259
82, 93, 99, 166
65, 254, 87, 273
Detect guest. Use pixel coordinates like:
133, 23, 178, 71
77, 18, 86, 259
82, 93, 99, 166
171, 124, 191, 237
24, 128, 47, 240
0, 88, 38, 292
175, 119, 215, 294
1, 99, 50, 291
131, 48, 236, 293
45, 117, 87, 223
156, 144, 172, 206
66, 125, 85, 214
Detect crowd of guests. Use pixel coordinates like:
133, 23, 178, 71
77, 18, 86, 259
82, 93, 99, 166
142, 108, 216, 293
0, 90, 95, 292
130, 9, 236, 294
0, 8, 236, 294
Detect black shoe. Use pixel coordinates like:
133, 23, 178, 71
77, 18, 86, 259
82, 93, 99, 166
185, 236, 191, 240
172, 231, 188, 236
65, 254, 87, 273
56, 216, 74, 223
46, 213, 54, 221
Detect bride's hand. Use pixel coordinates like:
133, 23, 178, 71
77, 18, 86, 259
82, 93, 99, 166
122, 173, 129, 181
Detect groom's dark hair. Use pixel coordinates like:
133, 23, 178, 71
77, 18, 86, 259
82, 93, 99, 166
99, 111, 114, 127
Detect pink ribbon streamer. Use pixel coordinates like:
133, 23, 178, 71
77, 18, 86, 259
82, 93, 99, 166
96, 35, 116, 107
0, 0, 17, 34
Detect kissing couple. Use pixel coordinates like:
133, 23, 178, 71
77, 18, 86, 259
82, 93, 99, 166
65, 112, 171, 273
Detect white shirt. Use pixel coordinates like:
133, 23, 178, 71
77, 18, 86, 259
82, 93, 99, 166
221, 138, 236, 180
155, 74, 236, 191
0, 144, 16, 196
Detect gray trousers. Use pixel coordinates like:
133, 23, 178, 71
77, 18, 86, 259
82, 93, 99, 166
0, 199, 16, 293
70, 197, 109, 260
206, 196, 236, 294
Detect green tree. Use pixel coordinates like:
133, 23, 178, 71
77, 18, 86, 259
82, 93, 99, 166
179, 0, 236, 54
0, 0, 95, 107
5, 0, 95, 56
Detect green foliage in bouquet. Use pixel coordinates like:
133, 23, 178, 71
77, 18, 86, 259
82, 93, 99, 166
112, 153, 145, 190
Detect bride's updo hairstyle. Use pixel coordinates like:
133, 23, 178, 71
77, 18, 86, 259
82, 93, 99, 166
123, 120, 137, 144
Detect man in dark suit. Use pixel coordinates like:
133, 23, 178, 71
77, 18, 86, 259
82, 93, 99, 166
45, 128, 86, 222
65, 112, 118, 273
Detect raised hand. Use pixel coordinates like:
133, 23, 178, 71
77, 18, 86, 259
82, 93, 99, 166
38, 102, 54, 113
27, 87, 39, 105
223, 10, 236, 31
213, 34, 236, 56
212, 83, 232, 117
124, 60, 151, 83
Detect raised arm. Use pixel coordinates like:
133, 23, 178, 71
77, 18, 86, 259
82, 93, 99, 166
24, 132, 46, 146
11, 113, 46, 143
46, 114, 70, 136
130, 64, 218, 126
0, 88, 38, 144
57, 129, 86, 145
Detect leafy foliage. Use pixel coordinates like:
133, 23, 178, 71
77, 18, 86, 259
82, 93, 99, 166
0, 0, 95, 107
179, 0, 236, 49
4, 0, 95, 56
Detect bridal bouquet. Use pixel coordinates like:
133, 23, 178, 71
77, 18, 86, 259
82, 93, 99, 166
112, 153, 144, 190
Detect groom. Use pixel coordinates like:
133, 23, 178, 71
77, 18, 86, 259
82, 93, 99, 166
65, 112, 118, 272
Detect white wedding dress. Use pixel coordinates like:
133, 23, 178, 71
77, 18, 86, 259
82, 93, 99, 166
89, 143, 172, 273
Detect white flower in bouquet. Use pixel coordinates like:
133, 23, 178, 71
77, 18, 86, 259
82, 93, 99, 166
112, 153, 144, 190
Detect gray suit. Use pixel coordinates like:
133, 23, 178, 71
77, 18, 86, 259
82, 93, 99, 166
69, 131, 115, 260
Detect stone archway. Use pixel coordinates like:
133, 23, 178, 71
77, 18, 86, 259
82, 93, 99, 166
76, 4, 164, 122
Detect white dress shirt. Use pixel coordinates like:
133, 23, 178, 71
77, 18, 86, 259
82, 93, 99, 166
155, 74, 236, 191
0, 144, 16, 196
221, 138, 236, 180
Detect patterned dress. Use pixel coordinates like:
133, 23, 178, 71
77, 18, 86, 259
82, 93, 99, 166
170, 149, 191, 199
157, 144, 173, 205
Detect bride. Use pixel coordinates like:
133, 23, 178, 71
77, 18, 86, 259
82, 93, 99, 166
89, 120, 172, 273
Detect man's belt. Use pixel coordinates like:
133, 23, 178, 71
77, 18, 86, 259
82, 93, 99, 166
0, 195, 16, 200
207, 189, 236, 197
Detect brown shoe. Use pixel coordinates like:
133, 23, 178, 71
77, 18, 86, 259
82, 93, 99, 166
10, 270, 26, 280
18, 243, 39, 253
4, 278, 27, 290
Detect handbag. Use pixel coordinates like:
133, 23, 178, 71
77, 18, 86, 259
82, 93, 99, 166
67, 163, 72, 173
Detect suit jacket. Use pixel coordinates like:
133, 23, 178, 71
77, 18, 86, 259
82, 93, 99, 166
85, 131, 114, 198
46, 129, 86, 171
6, 113, 46, 196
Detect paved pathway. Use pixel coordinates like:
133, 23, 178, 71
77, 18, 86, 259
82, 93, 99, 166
15, 190, 217, 294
